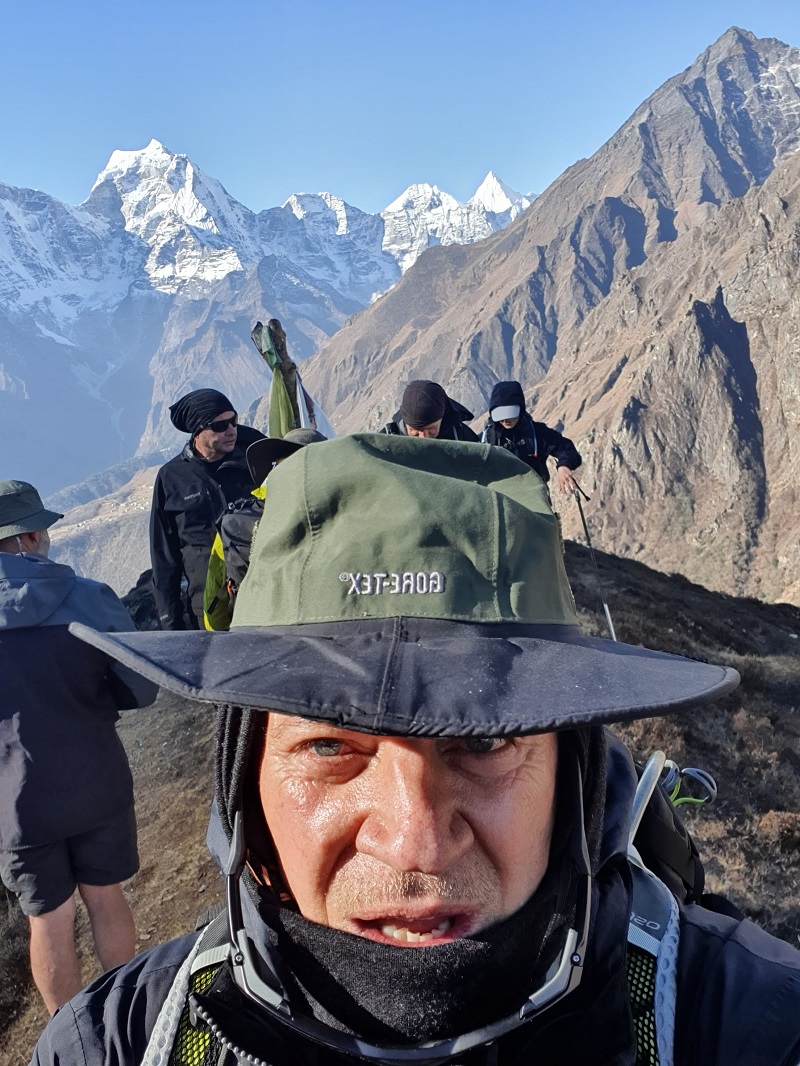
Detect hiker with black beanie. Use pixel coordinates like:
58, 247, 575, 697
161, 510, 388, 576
149, 388, 264, 630
383, 379, 480, 441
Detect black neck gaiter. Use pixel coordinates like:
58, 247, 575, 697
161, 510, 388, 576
248, 845, 573, 1046
241, 738, 591, 1047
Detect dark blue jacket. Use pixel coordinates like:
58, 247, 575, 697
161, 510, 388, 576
0, 552, 158, 849
30, 738, 800, 1065
482, 380, 581, 483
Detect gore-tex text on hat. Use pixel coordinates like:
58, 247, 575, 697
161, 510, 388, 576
340, 572, 445, 595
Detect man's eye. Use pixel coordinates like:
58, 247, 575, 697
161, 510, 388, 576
307, 738, 345, 757
462, 737, 507, 755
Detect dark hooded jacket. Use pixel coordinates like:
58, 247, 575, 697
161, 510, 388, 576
482, 382, 581, 483
29, 729, 800, 1066
0, 553, 157, 850
149, 425, 264, 630
382, 397, 480, 443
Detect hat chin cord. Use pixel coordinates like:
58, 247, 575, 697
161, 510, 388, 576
220, 756, 592, 1065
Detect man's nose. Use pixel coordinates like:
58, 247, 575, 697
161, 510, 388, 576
354, 745, 473, 874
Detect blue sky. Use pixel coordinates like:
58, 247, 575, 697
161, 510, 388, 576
3, 0, 800, 214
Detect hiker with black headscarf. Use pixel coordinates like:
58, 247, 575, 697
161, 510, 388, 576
383, 379, 480, 441
33, 435, 800, 1066
482, 380, 582, 494
149, 388, 264, 630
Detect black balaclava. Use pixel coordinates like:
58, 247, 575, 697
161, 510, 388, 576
488, 381, 526, 421
214, 705, 607, 1045
401, 380, 448, 428
169, 388, 235, 436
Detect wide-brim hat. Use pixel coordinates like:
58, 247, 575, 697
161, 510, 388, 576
71, 435, 738, 736
0, 480, 63, 540
246, 429, 328, 485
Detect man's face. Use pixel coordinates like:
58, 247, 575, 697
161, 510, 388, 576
499, 416, 520, 430
259, 717, 557, 946
194, 410, 238, 460
406, 420, 443, 439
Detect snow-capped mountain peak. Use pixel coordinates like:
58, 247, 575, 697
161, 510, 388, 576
88, 140, 262, 292
470, 171, 532, 215
383, 182, 463, 214
0, 143, 535, 492
284, 191, 355, 236
379, 176, 531, 273
91, 138, 175, 192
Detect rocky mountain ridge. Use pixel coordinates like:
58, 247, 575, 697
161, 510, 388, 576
1, 141, 530, 493
526, 149, 800, 605
43, 26, 800, 608
300, 26, 800, 605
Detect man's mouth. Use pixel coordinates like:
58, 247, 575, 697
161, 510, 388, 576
351, 912, 476, 946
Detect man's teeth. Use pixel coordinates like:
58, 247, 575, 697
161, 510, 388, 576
380, 919, 453, 942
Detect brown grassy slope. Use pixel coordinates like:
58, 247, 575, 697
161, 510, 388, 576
565, 540, 800, 944
3, 543, 799, 1061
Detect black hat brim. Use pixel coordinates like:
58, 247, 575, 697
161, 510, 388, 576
246, 439, 302, 484
69, 618, 738, 736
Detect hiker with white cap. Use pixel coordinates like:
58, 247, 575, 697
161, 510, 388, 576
482, 380, 582, 495
31, 439, 800, 1065
0, 480, 157, 1015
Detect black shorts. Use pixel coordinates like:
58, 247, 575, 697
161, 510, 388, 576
0, 806, 139, 917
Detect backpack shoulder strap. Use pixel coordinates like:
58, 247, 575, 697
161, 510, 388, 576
141, 914, 229, 1066
627, 853, 681, 1066
140, 916, 226, 1066
190, 910, 231, 974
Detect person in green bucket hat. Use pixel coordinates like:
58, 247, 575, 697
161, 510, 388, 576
0, 480, 157, 1017
33, 436, 800, 1066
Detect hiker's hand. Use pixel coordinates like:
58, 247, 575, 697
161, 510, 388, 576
556, 466, 580, 495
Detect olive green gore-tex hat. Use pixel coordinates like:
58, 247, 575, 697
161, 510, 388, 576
71, 434, 739, 735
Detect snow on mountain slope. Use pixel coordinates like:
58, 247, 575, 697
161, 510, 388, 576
0, 142, 529, 492
470, 171, 534, 216
88, 139, 263, 292
259, 193, 398, 304
381, 176, 533, 274
0, 183, 134, 327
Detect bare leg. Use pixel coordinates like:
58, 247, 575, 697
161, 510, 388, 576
78, 882, 136, 972
29, 895, 82, 1014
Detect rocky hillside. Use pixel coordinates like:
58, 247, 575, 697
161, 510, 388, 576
4, 541, 799, 1060
304, 28, 800, 429
526, 149, 800, 606
299, 28, 800, 606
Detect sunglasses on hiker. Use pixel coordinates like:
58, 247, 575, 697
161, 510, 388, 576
207, 415, 238, 433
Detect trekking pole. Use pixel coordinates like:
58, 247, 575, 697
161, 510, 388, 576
572, 485, 617, 642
